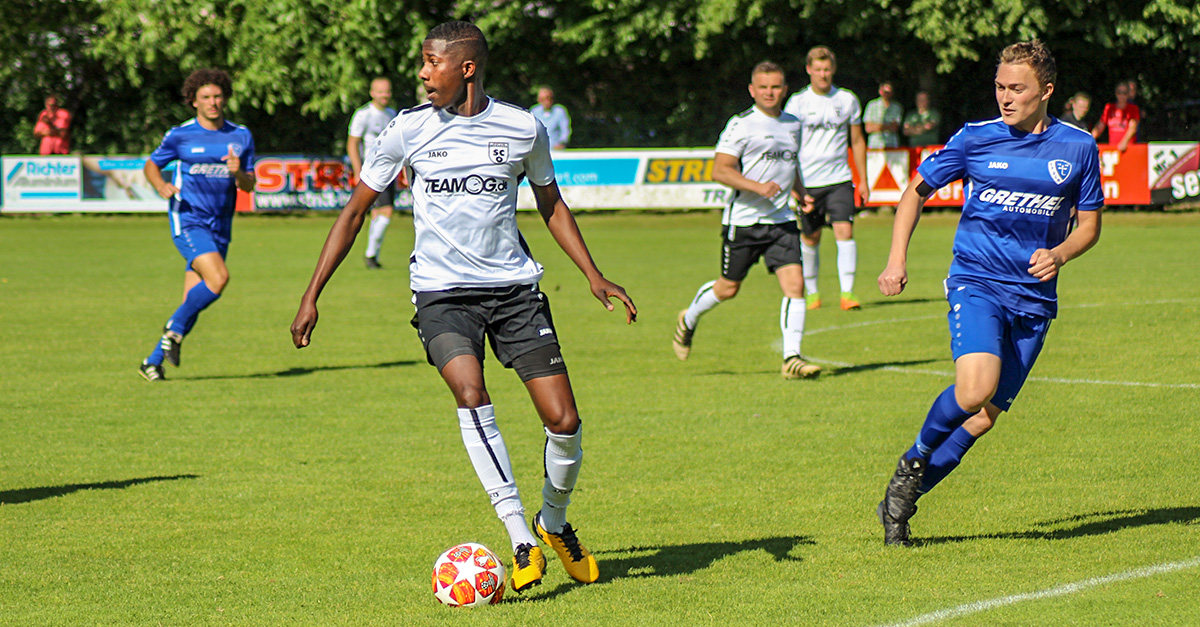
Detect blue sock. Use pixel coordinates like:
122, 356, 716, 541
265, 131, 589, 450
166, 282, 221, 336
919, 426, 978, 494
145, 342, 165, 366
906, 385, 972, 460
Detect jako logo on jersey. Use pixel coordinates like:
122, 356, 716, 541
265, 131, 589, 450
488, 142, 509, 164
763, 150, 798, 161
1048, 159, 1072, 184
188, 163, 231, 176
988, 161, 1009, 169
978, 188, 1065, 213
428, 150, 448, 158
190, 147, 205, 153
424, 175, 509, 194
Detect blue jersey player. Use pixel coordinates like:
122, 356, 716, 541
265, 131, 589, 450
875, 41, 1103, 546
139, 69, 257, 381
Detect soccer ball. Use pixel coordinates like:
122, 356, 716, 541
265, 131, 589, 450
431, 542, 506, 607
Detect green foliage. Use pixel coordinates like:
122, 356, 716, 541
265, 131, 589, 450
1, 0, 1199, 154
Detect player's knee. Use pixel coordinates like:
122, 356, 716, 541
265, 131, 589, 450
954, 383, 995, 414
453, 384, 490, 408
543, 412, 579, 436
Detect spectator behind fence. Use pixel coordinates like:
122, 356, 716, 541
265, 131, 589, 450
902, 91, 941, 147
1059, 92, 1091, 131
864, 81, 902, 149
33, 95, 71, 155
530, 86, 571, 150
1092, 82, 1139, 152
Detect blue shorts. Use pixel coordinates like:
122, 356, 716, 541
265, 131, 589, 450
947, 283, 1051, 411
173, 227, 229, 272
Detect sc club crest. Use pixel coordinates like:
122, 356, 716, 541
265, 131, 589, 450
1048, 159, 1071, 184
227, 143, 244, 157
488, 142, 509, 164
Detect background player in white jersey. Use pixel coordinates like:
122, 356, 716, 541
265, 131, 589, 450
783, 46, 869, 311
347, 77, 398, 269
291, 21, 636, 592
672, 62, 820, 379
875, 40, 1103, 546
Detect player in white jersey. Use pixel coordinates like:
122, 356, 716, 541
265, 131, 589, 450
672, 62, 820, 379
291, 21, 636, 593
347, 77, 398, 269
783, 46, 870, 311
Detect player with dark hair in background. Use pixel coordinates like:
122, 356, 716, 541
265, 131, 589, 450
139, 68, 256, 381
875, 40, 1103, 546
291, 21, 636, 592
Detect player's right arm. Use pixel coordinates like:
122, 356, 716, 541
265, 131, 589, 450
878, 172, 933, 296
291, 183, 380, 348
347, 136, 363, 178
712, 153, 780, 198
144, 132, 180, 199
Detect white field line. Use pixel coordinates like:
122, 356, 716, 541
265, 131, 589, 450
807, 298, 1200, 389
874, 555, 1200, 627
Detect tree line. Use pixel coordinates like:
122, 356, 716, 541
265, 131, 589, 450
3, 0, 1198, 156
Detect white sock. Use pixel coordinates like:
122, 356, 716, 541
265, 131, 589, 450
457, 405, 538, 551
801, 242, 820, 295
836, 239, 857, 294
365, 215, 390, 258
780, 297, 807, 359
540, 425, 582, 534
684, 281, 721, 329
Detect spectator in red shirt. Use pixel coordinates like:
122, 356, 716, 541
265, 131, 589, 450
1091, 82, 1139, 153
33, 95, 71, 155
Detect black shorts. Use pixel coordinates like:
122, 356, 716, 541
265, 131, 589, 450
372, 183, 396, 209
412, 284, 560, 370
720, 222, 802, 281
800, 181, 856, 236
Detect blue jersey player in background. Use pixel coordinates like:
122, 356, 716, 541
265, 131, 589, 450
139, 69, 257, 381
874, 40, 1104, 546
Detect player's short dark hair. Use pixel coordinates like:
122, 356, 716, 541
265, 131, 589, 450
751, 61, 785, 81
806, 46, 836, 68
427, 21, 489, 66
998, 40, 1056, 87
182, 68, 233, 105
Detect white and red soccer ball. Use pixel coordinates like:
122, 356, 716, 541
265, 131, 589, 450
431, 542, 506, 607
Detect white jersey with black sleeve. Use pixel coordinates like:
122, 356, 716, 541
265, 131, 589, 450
358, 98, 555, 292
783, 86, 861, 187
714, 106, 804, 226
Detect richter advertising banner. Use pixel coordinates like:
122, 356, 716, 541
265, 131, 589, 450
3, 156, 81, 206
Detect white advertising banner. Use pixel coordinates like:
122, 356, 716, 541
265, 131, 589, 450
3, 156, 81, 207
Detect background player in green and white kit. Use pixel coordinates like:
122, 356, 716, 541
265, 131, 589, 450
292, 21, 636, 593
783, 47, 870, 311
672, 62, 820, 380
347, 77, 398, 269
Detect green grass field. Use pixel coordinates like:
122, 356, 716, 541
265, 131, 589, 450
1, 209, 1197, 626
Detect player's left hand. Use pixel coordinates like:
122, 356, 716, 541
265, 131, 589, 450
1028, 248, 1064, 282
222, 146, 240, 175
858, 184, 871, 206
590, 277, 637, 324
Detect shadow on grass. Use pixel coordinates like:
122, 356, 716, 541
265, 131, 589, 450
510, 535, 813, 602
0, 474, 200, 505
917, 507, 1200, 546
822, 358, 941, 378
184, 360, 420, 381
868, 297, 944, 308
